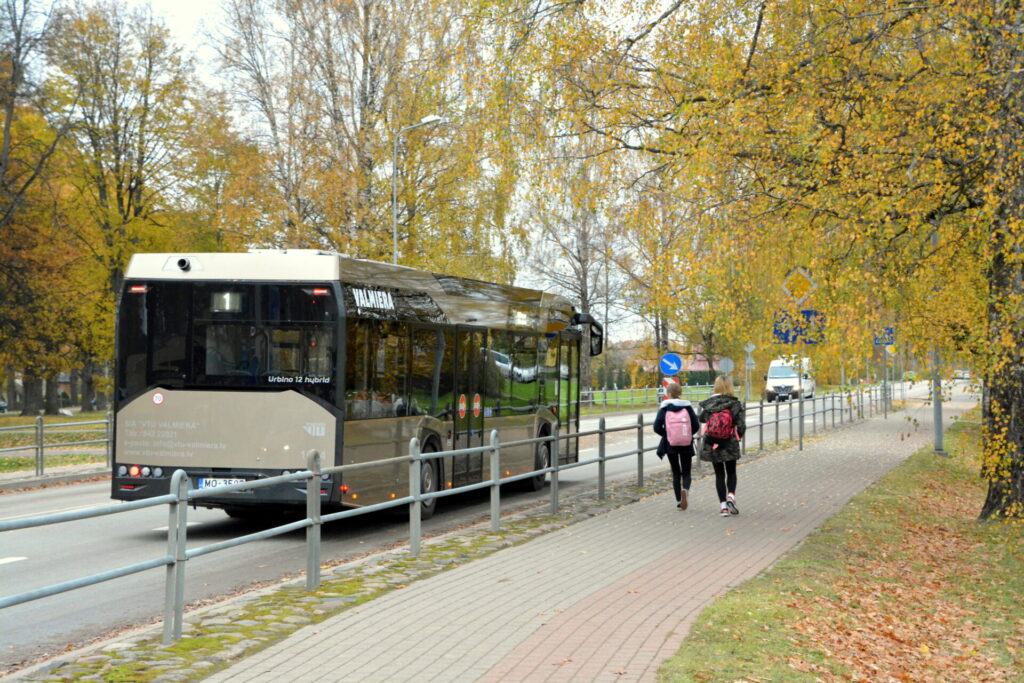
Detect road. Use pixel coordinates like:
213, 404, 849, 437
0, 386, 915, 673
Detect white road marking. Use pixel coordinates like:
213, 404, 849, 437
0, 502, 109, 524
0, 557, 28, 566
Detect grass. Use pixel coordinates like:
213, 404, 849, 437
657, 410, 1024, 681
0, 410, 109, 474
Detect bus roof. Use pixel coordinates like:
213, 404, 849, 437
124, 251, 578, 333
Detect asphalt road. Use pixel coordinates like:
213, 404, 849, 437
0, 388, 909, 673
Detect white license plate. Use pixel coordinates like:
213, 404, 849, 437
197, 477, 246, 490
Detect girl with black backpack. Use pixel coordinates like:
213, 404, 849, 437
653, 382, 700, 510
699, 375, 746, 517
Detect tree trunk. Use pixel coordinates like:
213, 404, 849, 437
978, 5, 1024, 520
44, 374, 61, 415
20, 374, 41, 415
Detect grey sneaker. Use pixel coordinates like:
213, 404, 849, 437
726, 493, 739, 515
719, 506, 730, 517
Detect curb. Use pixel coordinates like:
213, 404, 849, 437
0, 468, 110, 492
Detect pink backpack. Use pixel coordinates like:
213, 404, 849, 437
665, 409, 693, 447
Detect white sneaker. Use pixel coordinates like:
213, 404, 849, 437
726, 493, 739, 516
719, 505, 730, 517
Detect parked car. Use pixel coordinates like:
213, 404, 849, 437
764, 357, 815, 401
0, 397, 7, 413
953, 369, 971, 380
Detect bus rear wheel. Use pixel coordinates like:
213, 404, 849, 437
527, 440, 550, 491
419, 444, 440, 520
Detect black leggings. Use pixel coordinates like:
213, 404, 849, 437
712, 460, 737, 502
666, 451, 693, 502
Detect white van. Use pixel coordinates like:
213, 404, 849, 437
765, 357, 815, 402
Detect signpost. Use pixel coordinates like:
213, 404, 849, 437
775, 267, 823, 451
743, 342, 755, 403
873, 327, 896, 418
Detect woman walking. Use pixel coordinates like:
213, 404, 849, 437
653, 382, 700, 509
699, 375, 746, 517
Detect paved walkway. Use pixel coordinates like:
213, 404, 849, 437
201, 390, 974, 683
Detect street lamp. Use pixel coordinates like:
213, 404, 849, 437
392, 114, 446, 264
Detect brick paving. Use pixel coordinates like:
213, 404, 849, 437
203, 389, 975, 683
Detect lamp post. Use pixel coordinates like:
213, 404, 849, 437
392, 114, 446, 264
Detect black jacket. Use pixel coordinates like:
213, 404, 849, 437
653, 399, 700, 457
698, 393, 746, 462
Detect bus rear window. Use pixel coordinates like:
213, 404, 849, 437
117, 282, 337, 404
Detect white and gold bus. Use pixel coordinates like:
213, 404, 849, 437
112, 250, 602, 519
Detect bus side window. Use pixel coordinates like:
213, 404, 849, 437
345, 321, 371, 420
411, 327, 453, 419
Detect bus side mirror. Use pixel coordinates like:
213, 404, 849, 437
571, 312, 604, 356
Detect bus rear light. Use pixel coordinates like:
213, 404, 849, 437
153, 468, 163, 477
350, 493, 358, 500
129, 465, 141, 477
389, 493, 396, 499
312, 288, 330, 296
129, 285, 148, 294
339, 485, 349, 493
117, 465, 128, 476
141, 466, 151, 477
121, 485, 137, 490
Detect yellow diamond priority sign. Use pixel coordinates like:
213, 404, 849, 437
783, 266, 816, 306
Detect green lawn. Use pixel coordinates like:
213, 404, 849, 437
658, 413, 1023, 681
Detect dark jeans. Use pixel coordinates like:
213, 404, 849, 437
712, 460, 737, 502
666, 451, 693, 502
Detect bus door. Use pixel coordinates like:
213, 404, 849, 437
559, 332, 580, 463
452, 328, 484, 486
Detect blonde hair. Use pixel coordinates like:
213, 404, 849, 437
713, 375, 734, 396
667, 382, 682, 399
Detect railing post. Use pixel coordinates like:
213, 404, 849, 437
636, 413, 644, 487
409, 437, 422, 557
34, 416, 44, 476
305, 451, 322, 591
798, 392, 805, 450
774, 401, 780, 445
549, 428, 560, 514
163, 469, 189, 644
598, 417, 606, 500
758, 398, 764, 452
490, 430, 500, 532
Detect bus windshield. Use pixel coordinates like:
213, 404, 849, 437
117, 282, 337, 403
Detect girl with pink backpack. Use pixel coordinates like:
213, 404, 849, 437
653, 382, 701, 510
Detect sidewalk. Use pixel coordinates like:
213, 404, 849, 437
195, 393, 973, 683
0, 463, 108, 491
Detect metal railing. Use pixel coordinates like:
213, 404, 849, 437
0, 383, 896, 643
0, 413, 113, 475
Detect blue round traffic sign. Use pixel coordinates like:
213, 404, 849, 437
659, 353, 683, 375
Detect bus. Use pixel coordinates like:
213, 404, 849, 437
112, 250, 603, 519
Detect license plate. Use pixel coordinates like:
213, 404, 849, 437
197, 477, 246, 490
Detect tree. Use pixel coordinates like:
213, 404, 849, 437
47, 0, 199, 297
496, 0, 1023, 517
